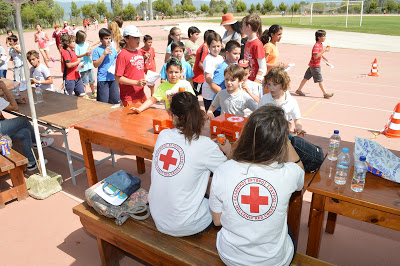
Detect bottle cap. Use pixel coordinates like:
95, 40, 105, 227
359, 156, 366, 161
334, 130, 339, 134
342, 148, 349, 153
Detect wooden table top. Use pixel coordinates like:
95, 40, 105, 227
2, 79, 120, 129
308, 152, 400, 216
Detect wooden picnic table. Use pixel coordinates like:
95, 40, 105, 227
306, 148, 400, 258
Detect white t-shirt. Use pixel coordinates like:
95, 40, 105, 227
149, 128, 227, 237
212, 89, 257, 117
222, 31, 241, 46
202, 54, 224, 100
30, 64, 53, 91
0, 46, 8, 71
0, 97, 9, 111
243, 80, 263, 117
258, 91, 301, 121
209, 160, 304, 266
9, 45, 22, 67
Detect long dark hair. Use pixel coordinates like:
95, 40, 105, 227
168, 27, 180, 46
170, 92, 206, 143
231, 105, 289, 165
260, 24, 283, 45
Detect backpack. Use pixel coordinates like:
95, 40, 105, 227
291, 136, 324, 173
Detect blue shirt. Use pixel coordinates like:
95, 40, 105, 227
160, 59, 194, 81
92, 45, 118, 81
75, 42, 93, 72
212, 61, 229, 112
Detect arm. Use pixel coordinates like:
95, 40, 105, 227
130, 97, 157, 114
255, 57, 266, 84
1, 83, 18, 111
164, 53, 170, 63
313, 47, 329, 59
205, 73, 213, 86
287, 139, 304, 170
34, 34, 38, 43
293, 119, 306, 136
242, 82, 260, 103
93, 47, 111, 68
44, 33, 50, 41
115, 75, 147, 87
206, 105, 217, 119
13, 45, 21, 54
66, 58, 81, 68
198, 61, 204, 70
76, 50, 91, 59
322, 55, 329, 62
210, 82, 222, 94
212, 212, 222, 226
31, 76, 53, 85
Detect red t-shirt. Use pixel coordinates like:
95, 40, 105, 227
115, 48, 145, 101
83, 20, 87, 27
244, 38, 265, 81
52, 31, 61, 48
192, 43, 208, 83
309, 42, 323, 67
139, 47, 156, 73
61, 48, 80, 80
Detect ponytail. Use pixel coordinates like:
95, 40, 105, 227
168, 27, 180, 45
260, 29, 271, 45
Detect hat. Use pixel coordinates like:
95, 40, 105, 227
123, 25, 143, 37
238, 59, 250, 68
72, 24, 76, 26
54, 25, 59, 28
64, 21, 68, 24
60, 28, 68, 33
221, 13, 237, 25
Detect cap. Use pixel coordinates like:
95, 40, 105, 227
342, 148, 349, 153
359, 156, 366, 161
221, 13, 237, 25
64, 21, 68, 24
334, 130, 339, 134
123, 25, 143, 37
72, 24, 76, 26
238, 59, 249, 68
54, 25, 59, 28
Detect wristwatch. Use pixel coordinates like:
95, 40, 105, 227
38, 80, 41, 85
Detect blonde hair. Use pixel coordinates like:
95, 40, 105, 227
264, 67, 291, 92
242, 14, 262, 38
108, 21, 122, 52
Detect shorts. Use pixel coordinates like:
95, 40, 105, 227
193, 82, 203, 96
122, 96, 147, 107
64, 78, 85, 96
13, 66, 24, 83
80, 68, 95, 85
0, 70, 7, 78
304, 67, 323, 83
39, 46, 49, 51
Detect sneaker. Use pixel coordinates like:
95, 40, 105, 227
33, 138, 54, 149
27, 159, 48, 171
295, 90, 306, 96
324, 93, 334, 99
92, 92, 97, 99
82, 94, 91, 99
51, 57, 55, 62
41, 128, 55, 137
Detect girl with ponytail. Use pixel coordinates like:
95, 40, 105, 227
260, 24, 288, 73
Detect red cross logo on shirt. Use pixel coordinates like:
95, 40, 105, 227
241, 186, 269, 213
159, 149, 177, 170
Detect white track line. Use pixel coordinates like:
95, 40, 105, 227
61, 190, 84, 203
303, 117, 380, 132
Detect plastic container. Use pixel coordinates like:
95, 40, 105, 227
334, 148, 350, 185
35, 84, 43, 104
351, 156, 367, 192
13, 79, 20, 97
328, 130, 341, 161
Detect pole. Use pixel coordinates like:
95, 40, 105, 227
345, 0, 349, 28
15, 3, 47, 177
360, 0, 364, 26
291, 2, 294, 23
310, 3, 313, 23
148, 0, 153, 21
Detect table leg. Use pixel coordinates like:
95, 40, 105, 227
136, 156, 145, 174
306, 193, 326, 258
9, 166, 28, 201
97, 237, 124, 266
325, 212, 337, 234
288, 190, 303, 245
62, 129, 77, 186
79, 131, 98, 187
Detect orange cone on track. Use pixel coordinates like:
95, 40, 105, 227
382, 102, 400, 138
368, 58, 379, 77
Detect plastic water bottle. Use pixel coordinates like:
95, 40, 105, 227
35, 84, 43, 104
351, 156, 367, 192
334, 148, 350, 185
13, 79, 20, 98
328, 130, 341, 161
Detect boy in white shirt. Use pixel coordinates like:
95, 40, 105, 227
0, 43, 8, 78
207, 64, 257, 118
27, 50, 54, 91
7, 35, 24, 82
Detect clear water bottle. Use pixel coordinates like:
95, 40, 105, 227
351, 156, 367, 192
12, 79, 20, 98
35, 84, 43, 104
334, 148, 350, 185
328, 130, 341, 161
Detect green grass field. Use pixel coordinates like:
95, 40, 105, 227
204, 15, 400, 36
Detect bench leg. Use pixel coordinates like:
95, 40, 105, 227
136, 157, 145, 174
325, 212, 337, 234
97, 237, 125, 266
288, 190, 302, 245
306, 193, 325, 258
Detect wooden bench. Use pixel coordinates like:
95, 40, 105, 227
73, 203, 333, 266
0, 149, 29, 208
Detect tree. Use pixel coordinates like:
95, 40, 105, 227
230, 0, 238, 9
215, 5, 221, 12
290, 3, 300, 13
182, 1, 196, 12
122, 3, 136, 21
236, 1, 247, 12
256, 3, 261, 11
96, 0, 108, 18
279, 2, 287, 12
222, 5, 229, 14
34, 1, 50, 21
71, 1, 81, 21
263, 0, 274, 13
54, 3, 65, 25
249, 3, 256, 13
21, 4, 38, 28
201, 4, 209, 12
175, 4, 183, 15
81, 4, 97, 18
0, 1, 13, 29
369, 0, 378, 12
386, 0, 398, 12
111, 0, 123, 14
153, 0, 169, 14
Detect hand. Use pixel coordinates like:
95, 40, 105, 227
325, 61, 330, 66
31, 78, 39, 84
254, 78, 262, 84
241, 82, 249, 93
137, 79, 147, 87
217, 140, 232, 156
77, 58, 82, 63
130, 107, 141, 114
143, 53, 149, 60
324, 46, 330, 52
294, 128, 306, 137
207, 111, 214, 120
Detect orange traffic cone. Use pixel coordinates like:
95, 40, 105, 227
368, 58, 379, 77
382, 102, 400, 138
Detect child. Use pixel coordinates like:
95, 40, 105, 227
295, 30, 334, 99
209, 104, 304, 265
92, 28, 120, 104
202, 32, 224, 111
83, 19, 87, 32
75, 30, 96, 98
149, 91, 228, 237
72, 24, 79, 35
0, 41, 8, 78
52, 25, 62, 52
258, 67, 305, 136
242, 14, 266, 84
185, 26, 201, 69
260, 24, 287, 73
130, 58, 195, 113
27, 50, 53, 91
239, 59, 263, 103
115, 25, 147, 107
164, 27, 182, 63
60, 34, 86, 97
207, 64, 257, 118
7, 35, 24, 82
140, 35, 156, 95
160, 42, 194, 84
192, 30, 215, 96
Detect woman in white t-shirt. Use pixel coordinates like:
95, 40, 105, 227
149, 92, 229, 237
220, 13, 241, 46
209, 105, 304, 266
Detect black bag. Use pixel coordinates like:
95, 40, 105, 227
291, 136, 324, 173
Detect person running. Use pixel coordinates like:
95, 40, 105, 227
34, 24, 54, 68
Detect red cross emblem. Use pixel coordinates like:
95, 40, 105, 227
241, 186, 269, 213
159, 149, 177, 170
227, 116, 244, 123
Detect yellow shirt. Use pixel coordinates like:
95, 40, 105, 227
153, 79, 195, 109
264, 42, 279, 73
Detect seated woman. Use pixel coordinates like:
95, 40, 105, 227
209, 105, 304, 265
0, 81, 53, 171
148, 92, 229, 237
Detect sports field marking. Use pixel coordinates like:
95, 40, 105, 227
296, 98, 393, 113
302, 101, 321, 117
303, 117, 380, 132
328, 88, 400, 100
